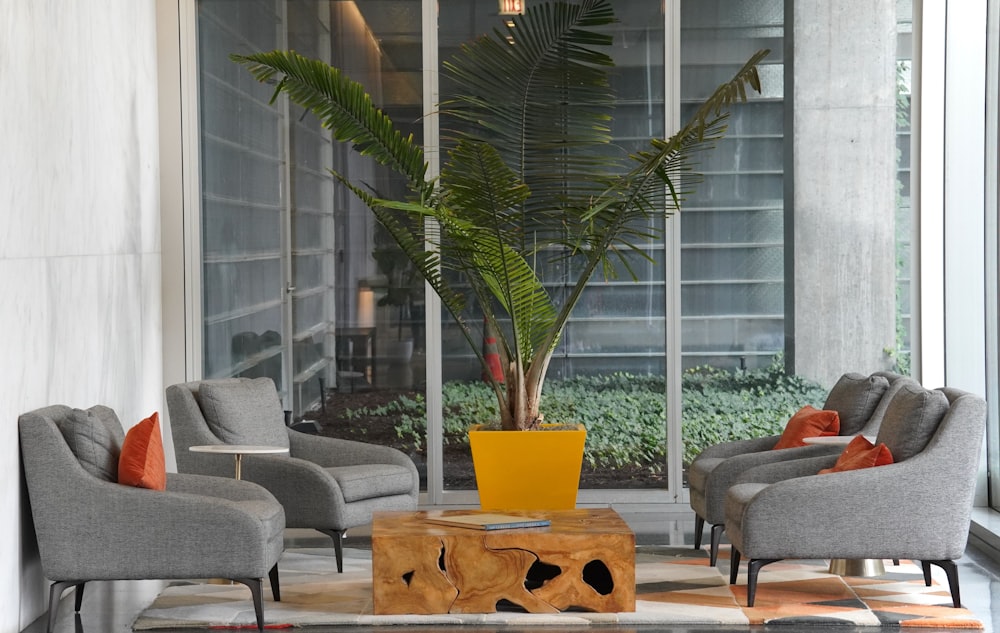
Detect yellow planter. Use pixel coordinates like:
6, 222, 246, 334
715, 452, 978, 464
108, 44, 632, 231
467, 423, 586, 511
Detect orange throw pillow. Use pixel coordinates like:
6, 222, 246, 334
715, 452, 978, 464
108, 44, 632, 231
118, 412, 167, 491
819, 434, 894, 474
772, 405, 841, 450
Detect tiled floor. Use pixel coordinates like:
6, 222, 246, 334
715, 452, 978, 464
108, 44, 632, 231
20, 509, 1000, 633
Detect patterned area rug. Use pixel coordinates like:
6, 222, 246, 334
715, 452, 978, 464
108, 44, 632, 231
131, 546, 982, 629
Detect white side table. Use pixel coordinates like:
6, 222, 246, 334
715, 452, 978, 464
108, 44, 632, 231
801, 434, 876, 446
189, 444, 289, 480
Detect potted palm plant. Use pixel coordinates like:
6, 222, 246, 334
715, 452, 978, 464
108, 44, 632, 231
233, 0, 766, 509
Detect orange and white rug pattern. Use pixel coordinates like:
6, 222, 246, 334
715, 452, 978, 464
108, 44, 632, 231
131, 546, 983, 629
656, 549, 983, 628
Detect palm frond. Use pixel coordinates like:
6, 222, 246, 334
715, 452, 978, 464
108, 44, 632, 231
526, 54, 768, 363
231, 50, 430, 199
441, 0, 620, 218
441, 141, 558, 364
331, 174, 460, 314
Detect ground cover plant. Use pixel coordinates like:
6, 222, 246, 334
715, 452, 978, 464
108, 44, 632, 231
309, 357, 827, 489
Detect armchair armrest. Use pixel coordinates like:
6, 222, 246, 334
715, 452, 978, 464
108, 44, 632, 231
706, 443, 839, 495
37, 475, 284, 581
735, 454, 839, 485
694, 435, 779, 461
236, 454, 351, 525
288, 428, 417, 471
166, 472, 276, 502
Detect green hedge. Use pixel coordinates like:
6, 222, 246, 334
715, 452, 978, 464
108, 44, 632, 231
680, 362, 827, 464
348, 358, 827, 471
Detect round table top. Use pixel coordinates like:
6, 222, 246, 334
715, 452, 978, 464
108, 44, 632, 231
189, 444, 289, 455
801, 434, 876, 446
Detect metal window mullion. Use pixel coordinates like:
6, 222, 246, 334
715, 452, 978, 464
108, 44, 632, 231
986, 0, 1000, 510
664, 0, 684, 504
422, 0, 444, 506
277, 0, 296, 412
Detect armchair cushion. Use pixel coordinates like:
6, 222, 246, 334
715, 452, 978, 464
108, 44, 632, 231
823, 372, 891, 435
199, 377, 289, 448
56, 408, 122, 481
772, 406, 840, 450
875, 383, 950, 462
818, 435, 893, 474
326, 464, 416, 502
119, 412, 167, 490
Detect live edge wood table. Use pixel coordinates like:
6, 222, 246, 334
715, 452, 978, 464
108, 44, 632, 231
371, 508, 635, 615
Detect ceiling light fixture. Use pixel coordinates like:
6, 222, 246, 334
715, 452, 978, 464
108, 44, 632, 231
498, 0, 524, 16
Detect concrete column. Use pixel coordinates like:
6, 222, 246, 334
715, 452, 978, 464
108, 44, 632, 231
787, 0, 898, 387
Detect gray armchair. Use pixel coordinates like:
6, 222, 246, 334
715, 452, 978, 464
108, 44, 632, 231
688, 371, 907, 565
19, 405, 284, 633
166, 377, 419, 572
724, 384, 986, 607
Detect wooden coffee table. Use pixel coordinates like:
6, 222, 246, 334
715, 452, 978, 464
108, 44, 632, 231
371, 508, 635, 615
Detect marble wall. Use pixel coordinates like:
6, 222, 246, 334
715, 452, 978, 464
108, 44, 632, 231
0, 1, 161, 631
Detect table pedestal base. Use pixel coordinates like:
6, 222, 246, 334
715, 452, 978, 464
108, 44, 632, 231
828, 558, 885, 576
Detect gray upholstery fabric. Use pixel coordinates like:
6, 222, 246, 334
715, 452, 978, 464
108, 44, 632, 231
689, 442, 836, 524
736, 454, 840, 486
166, 380, 419, 534
199, 377, 290, 448
853, 374, 916, 436
688, 371, 904, 527
724, 387, 986, 563
54, 407, 124, 481
874, 382, 951, 462
822, 372, 890, 435
18, 405, 285, 582
326, 464, 415, 502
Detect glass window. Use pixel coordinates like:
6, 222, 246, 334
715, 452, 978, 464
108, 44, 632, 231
678, 0, 912, 473
436, 0, 668, 492
197, 1, 428, 492
199, 0, 286, 399
194, 0, 914, 501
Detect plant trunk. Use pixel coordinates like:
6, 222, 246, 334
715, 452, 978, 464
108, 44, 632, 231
499, 357, 547, 431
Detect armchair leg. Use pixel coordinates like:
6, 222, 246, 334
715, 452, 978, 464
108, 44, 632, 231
709, 523, 725, 566
319, 529, 346, 572
746, 558, 782, 607
729, 546, 741, 585
46, 580, 86, 633
922, 560, 962, 607
232, 578, 265, 632
694, 515, 705, 550
74, 582, 86, 612
268, 563, 281, 601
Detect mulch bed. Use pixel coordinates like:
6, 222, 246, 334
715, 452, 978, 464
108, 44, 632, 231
302, 387, 665, 490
